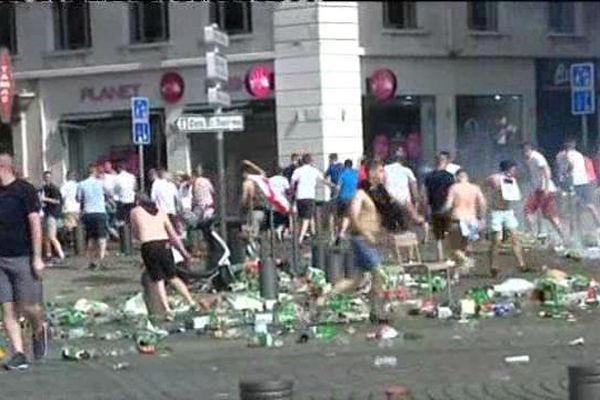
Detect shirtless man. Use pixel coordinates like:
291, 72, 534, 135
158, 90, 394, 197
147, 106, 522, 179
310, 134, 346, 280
241, 160, 267, 239
443, 169, 486, 272
317, 160, 387, 321
486, 160, 526, 277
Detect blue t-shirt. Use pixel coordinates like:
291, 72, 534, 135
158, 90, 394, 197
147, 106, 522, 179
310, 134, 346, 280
338, 169, 359, 202
77, 177, 106, 214
325, 162, 344, 185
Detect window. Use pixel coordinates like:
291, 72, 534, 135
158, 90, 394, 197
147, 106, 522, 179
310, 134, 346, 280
467, 2, 498, 31
383, 2, 417, 30
0, 4, 16, 54
53, 3, 91, 50
209, 2, 252, 35
130, 3, 169, 44
548, 2, 575, 34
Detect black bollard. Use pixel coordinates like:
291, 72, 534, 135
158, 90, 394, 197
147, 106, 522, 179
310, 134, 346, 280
119, 224, 132, 255
239, 380, 294, 400
311, 240, 327, 270
74, 223, 86, 256
569, 365, 600, 400
325, 249, 344, 284
259, 257, 278, 300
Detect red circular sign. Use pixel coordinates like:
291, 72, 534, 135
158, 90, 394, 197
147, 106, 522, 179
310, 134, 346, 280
160, 72, 185, 104
370, 68, 397, 101
245, 64, 274, 98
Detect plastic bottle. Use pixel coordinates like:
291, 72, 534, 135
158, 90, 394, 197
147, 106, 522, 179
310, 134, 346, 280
374, 356, 397, 368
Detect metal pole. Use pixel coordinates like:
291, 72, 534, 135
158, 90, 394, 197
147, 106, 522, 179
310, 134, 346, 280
290, 210, 299, 275
582, 115, 589, 153
216, 106, 227, 242
138, 144, 145, 193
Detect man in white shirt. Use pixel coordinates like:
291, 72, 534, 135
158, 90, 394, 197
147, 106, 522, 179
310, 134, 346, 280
384, 154, 418, 205
61, 170, 80, 233
440, 151, 461, 176
114, 163, 137, 225
100, 161, 119, 240
151, 169, 180, 228
556, 138, 600, 229
522, 142, 566, 245
291, 153, 330, 245
269, 167, 291, 240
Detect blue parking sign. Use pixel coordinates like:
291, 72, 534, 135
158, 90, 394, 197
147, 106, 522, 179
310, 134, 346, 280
131, 97, 151, 145
570, 63, 595, 115
132, 121, 151, 145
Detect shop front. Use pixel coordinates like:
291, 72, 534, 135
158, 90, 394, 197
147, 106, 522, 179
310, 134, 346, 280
536, 58, 600, 159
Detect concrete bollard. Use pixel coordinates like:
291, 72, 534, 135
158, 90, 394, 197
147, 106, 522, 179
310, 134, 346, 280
74, 224, 86, 256
325, 249, 344, 284
259, 257, 278, 300
119, 224, 132, 255
239, 380, 294, 400
311, 240, 327, 269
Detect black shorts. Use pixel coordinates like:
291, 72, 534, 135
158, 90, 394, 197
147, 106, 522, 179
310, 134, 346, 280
431, 213, 451, 241
297, 199, 316, 220
337, 200, 351, 218
141, 240, 177, 282
116, 202, 135, 224
82, 213, 108, 240
272, 211, 288, 228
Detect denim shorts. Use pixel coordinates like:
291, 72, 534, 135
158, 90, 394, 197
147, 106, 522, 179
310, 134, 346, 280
489, 210, 519, 233
350, 235, 381, 271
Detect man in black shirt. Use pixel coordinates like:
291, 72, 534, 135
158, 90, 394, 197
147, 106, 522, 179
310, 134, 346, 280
282, 153, 300, 183
41, 171, 65, 262
0, 153, 47, 370
423, 153, 456, 261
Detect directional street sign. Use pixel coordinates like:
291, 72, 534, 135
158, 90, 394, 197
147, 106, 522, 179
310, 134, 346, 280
208, 86, 231, 107
176, 114, 244, 133
570, 63, 595, 115
131, 97, 151, 145
206, 51, 229, 82
204, 25, 229, 48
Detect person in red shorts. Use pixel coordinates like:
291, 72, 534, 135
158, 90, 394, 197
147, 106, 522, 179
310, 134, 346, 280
521, 142, 566, 247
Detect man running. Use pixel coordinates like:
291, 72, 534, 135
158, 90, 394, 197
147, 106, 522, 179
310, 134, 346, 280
41, 171, 65, 263
61, 170, 80, 251
486, 160, 527, 277
0, 153, 47, 370
77, 164, 109, 270
151, 170, 180, 230
384, 153, 427, 229
443, 169, 486, 271
317, 159, 387, 321
556, 138, 600, 232
521, 142, 566, 245
423, 153, 456, 261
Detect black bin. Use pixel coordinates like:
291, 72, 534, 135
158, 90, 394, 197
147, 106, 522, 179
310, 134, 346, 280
239, 380, 294, 400
311, 241, 327, 269
227, 220, 246, 265
569, 365, 600, 400
325, 249, 344, 284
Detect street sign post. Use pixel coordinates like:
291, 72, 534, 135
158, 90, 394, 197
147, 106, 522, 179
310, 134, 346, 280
570, 63, 596, 150
204, 24, 229, 48
176, 114, 244, 133
131, 96, 150, 192
206, 51, 229, 82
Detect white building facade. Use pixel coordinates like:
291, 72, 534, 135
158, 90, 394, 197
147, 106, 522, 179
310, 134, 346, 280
1, 1, 599, 197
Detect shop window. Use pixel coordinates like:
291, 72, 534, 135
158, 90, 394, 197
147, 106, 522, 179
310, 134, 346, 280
130, 3, 170, 44
0, 4, 16, 54
548, 2, 575, 34
383, 2, 417, 30
467, 2, 498, 32
53, 3, 91, 50
456, 95, 522, 180
209, 2, 252, 35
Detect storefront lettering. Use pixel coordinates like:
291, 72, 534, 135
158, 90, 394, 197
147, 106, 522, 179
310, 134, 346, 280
553, 63, 569, 86
80, 84, 142, 102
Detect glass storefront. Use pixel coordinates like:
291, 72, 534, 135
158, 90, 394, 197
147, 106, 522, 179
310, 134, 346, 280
362, 95, 436, 177
456, 95, 523, 179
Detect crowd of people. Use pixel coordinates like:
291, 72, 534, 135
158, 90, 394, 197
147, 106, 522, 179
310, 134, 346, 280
0, 134, 598, 369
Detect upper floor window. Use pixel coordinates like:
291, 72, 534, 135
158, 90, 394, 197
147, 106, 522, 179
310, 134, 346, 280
548, 2, 575, 34
467, 2, 498, 31
383, 2, 417, 30
53, 3, 91, 50
209, 2, 252, 35
0, 4, 17, 54
130, 3, 170, 44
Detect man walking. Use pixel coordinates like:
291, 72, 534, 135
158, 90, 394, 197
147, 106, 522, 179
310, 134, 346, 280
151, 169, 180, 229
0, 153, 47, 370
61, 170, 80, 252
114, 163, 137, 226
486, 160, 527, 277
100, 161, 119, 241
77, 164, 109, 270
521, 142, 566, 245
423, 153, 456, 261
41, 171, 65, 262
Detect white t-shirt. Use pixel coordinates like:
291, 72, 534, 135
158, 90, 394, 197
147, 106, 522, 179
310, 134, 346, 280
114, 171, 137, 204
179, 184, 193, 211
61, 180, 80, 213
446, 163, 461, 176
151, 178, 179, 215
384, 163, 416, 204
563, 150, 590, 186
102, 173, 118, 201
269, 175, 290, 198
291, 164, 323, 200
527, 150, 556, 192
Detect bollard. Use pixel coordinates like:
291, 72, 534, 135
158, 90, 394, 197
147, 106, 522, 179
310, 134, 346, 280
259, 257, 278, 300
569, 365, 600, 400
227, 220, 246, 264
325, 249, 344, 284
344, 249, 360, 279
74, 224, 86, 256
119, 224, 132, 255
239, 380, 294, 400
311, 240, 327, 269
